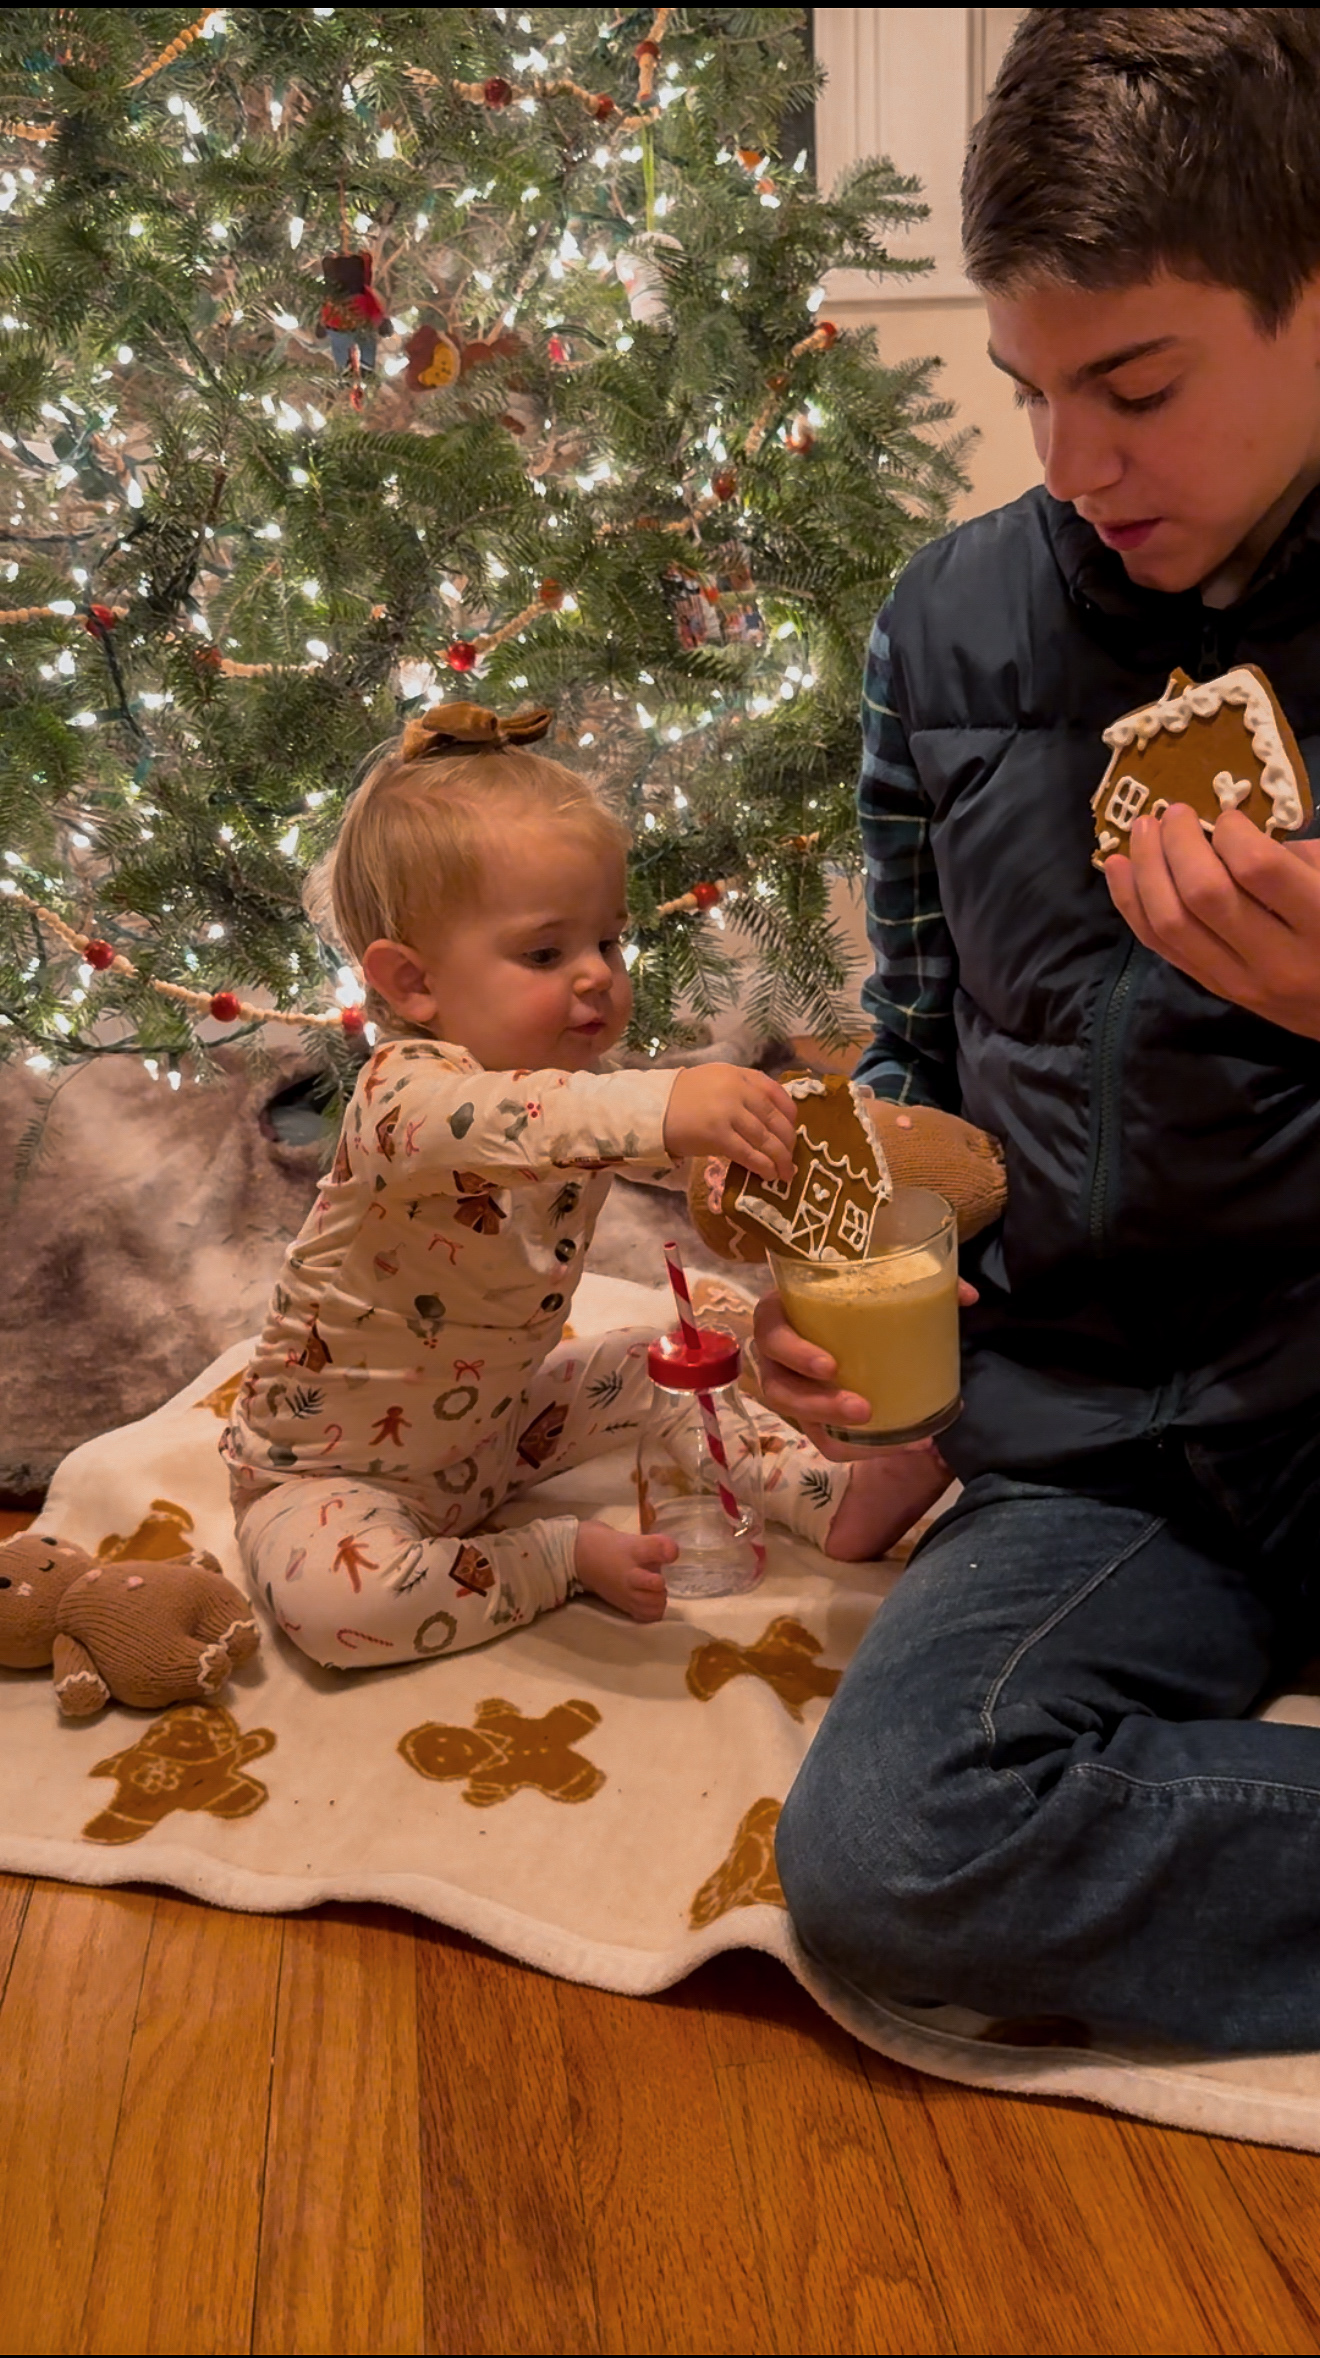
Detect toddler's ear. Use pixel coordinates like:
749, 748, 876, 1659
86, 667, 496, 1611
867, 1102, 1007, 1241
361, 939, 437, 1024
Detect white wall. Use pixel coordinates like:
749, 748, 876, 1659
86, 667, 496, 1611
815, 7, 1038, 519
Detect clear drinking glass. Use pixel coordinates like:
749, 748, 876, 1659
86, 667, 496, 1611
769, 1184, 961, 1446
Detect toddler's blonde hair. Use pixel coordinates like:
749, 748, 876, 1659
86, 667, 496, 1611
326, 704, 628, 1036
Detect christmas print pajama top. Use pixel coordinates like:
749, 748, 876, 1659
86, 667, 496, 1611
222, 1037, 851, 1667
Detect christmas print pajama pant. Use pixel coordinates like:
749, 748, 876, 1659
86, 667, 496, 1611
233, 1326, 851, 1668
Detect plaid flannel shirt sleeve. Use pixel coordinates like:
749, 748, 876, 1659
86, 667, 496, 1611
853, 610, 960, 1108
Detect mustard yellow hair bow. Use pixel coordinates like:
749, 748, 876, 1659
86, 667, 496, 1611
399, 702, 554, 762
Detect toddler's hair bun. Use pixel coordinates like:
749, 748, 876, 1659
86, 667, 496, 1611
399, 701, 554, 763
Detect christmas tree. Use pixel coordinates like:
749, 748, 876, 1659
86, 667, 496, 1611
0, 4, 964, 1106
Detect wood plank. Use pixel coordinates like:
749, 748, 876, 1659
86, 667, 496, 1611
253, 1902, 424, 2357
697, 1953, 953, 2355
80, 1896, 283, 2357
1160, 2134, 1320, 2351
857, 2052, 1315, 2356
417, 1925, 599, 2357
0, 1874, 33, 2007
0, 1880, 155, 2357
554, 1970, 774, 2356
1098, 2114, 1320, 2356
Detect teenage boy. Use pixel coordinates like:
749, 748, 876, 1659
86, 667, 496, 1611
761, 7, 1320, 2053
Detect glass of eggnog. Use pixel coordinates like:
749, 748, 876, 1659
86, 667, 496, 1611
768, 1186, 961, 1446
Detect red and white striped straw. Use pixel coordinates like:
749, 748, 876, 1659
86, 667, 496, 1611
663, 1240, 764, 1572
663, 1238, 702, 1351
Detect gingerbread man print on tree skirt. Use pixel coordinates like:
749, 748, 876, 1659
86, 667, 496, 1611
398, 1696, 605, 1808
685, 1617, 842, 1722
96, 1496, 217, 1565
688, 1798, 786, 1929
82, 1703, 276, 1846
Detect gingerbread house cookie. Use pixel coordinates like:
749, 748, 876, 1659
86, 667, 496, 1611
688, 1074, 892, 1266
1092, 664, 1311, 868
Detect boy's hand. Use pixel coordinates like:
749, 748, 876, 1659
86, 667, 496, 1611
663, 1064, 796, 1184
1107, 803, 1320, 1040
753, 1281, 979, 1461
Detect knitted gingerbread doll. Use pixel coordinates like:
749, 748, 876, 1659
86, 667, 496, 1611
0, 1530, 259, 1717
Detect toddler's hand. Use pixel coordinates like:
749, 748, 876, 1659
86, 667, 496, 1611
664, 1064, 796, 1185
574, 1522, 675, 1622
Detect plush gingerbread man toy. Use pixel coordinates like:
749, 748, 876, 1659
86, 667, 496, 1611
0, 1530, 259, 1717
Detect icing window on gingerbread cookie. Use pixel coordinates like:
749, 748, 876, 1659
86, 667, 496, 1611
1105, 775, 1150, 831
838, 1199, 871, 1254
1212, 770, 1253, 810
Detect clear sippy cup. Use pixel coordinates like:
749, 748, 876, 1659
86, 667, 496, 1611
637, 1327, 765, 1598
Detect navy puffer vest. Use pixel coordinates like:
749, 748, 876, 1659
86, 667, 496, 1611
887, 486, 1320, 1475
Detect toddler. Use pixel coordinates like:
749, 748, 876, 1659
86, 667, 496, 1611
222, 702, 944, 1667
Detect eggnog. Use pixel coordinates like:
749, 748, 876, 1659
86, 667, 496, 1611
770, 1187, 961, 1445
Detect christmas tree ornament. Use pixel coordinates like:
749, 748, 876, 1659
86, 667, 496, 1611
538, 578, 565, 608
447, 640, 478, 673
616, 232, 681, 325
209, 991, 242, 1023
482, 76, 513, 108
712, 466, 738, 502
317, 251, 391, 376
340, 1004, 367, 1035
589, 93, 616, 121
404, 323, 462, 390
691, 881, 722, 909
82, 602, 117, 637
83, 939, 116, 971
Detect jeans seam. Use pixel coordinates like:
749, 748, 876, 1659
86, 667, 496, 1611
979, 1512, 1166, 1751
1073, 1760, 1320, 1807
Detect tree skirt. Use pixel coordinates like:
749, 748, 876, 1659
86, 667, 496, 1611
9, 1272, 1320, 2154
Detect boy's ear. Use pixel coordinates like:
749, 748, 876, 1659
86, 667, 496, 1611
361, 938, 439, 1022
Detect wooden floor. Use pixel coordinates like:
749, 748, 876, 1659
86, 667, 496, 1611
6, 1539, 1320, 2352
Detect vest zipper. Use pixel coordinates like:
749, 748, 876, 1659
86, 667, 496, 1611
1087, 939, 1139, 1253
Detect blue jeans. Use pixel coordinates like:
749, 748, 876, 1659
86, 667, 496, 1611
777, 1428, 1320, 2054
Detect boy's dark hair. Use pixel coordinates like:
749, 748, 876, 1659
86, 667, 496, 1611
963, 9, 1320, 329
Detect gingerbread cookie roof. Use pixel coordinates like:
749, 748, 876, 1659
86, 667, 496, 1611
1091, 664, 1311, 868
689, 1074, 892, 1266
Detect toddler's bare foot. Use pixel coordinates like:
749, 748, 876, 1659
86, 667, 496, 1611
574, 1521, 676, 1622
824, 1441, 952, 1563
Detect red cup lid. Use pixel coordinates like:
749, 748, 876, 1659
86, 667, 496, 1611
647, 1326, 741, 1392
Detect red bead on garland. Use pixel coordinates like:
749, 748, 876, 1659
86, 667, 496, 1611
816, 319, 840, 346
589, 92, 615, 120
483, 76, 513, 107
82, 603, 117, 637
712, 466, 737, 502
209, 991, 242, 1023
635, 39, 661, 62
339, 1004, 367, 1035
538, 577, 565, 608
691, 881, 722, 910
447, 640, 478, 673
83, 938, 116, 970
